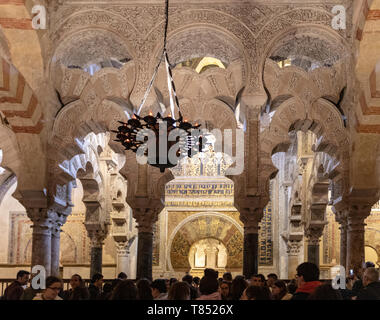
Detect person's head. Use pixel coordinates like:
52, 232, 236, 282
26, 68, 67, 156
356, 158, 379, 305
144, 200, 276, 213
230, 275, 248, 300
16, 270, 30, 285
182, 274, 193, 286
169, 278, 178, 287
363, 267, 380, 287
69, 274, 84, 290
117, 272, 128, 280
296, 262, 319, 287
308, 283, 342, 300
250, 274, 266, 287
241, 285, 271, 300
110, 280, 137, 300
223, 272, 232, 282
168, 281, 191, 300
272, 280, 288, 300
137, 279, 153, 300
151, 279, 167, 298
267, 273, 278, 287
355, 261, 376, 279
91, 273, 104, 288
193, 277, 200, 287
364, 261, 375, 269
204, 268, 218, 279
43, 276, 62, 300
199, 276, 219, 295
220, 280, 231, 299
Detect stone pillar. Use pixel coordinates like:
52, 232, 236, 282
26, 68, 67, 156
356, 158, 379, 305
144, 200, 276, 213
339, 218, 348, 270
287, 241, 302, 279
305, 225, 325, 267
115, 242, 130, 277
239, 210, 262, 279
307, 238, 320, 267
87, 229, 107, 278
133, 208, 159, 281
346, 207, 371, 273
30, 216, 53, 276
50, 222, 61, 277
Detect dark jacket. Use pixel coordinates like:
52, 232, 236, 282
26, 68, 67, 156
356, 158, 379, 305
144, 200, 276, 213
88, 284, 102, 300
357, 281, 380, 300
3, 281, 24, 300
20, 287, 41, 300
351, 279, 363, 297
189, 285, 199, 300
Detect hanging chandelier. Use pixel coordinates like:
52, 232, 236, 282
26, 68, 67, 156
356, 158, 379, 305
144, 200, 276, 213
113, 0, 202, 172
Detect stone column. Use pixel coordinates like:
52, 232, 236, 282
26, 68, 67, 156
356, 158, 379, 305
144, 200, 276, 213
346, 207, 371, 273
30, 215, 53, 276
307, 237, 320, 267
50, 222, 61, 277
287, 241, 302, 279
339, 218, 348, 270
87, 229, 107, 278
115, 242, 130, 277
284, 203, 304, 278
239, 210, 262, 279
305, 225, 325, 267
133, 208, 159, 281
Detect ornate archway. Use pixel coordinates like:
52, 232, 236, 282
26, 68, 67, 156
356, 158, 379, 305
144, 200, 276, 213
168, 212, 243, 274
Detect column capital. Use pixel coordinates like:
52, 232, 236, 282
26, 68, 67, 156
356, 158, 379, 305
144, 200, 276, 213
235, 197, 267, 234
239, 212, 262, 234
127, 196, 163, 233
305, 222, 326, 243
86, 223, 109, 247
132, 207, 160, 233
115, 242, 130, 256
287, 240, 302, 256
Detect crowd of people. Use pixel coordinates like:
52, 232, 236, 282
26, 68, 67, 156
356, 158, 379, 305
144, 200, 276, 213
1, 262, 380, 300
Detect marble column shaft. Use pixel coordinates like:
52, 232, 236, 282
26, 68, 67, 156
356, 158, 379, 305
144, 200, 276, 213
240, 211, 261, 279
31, 219, 52, 276
243, 231, 258, 279
136, 232, 153, 280
87, 229, 107, 278
50, 224, 61, 277
287, 242, 302, 279
339, 220, 347, 270
307, 242, 320, 267
346, 216, 367, 273
90, 246, 103, 278
116, 244, 130, 277
132, 207, 159, 281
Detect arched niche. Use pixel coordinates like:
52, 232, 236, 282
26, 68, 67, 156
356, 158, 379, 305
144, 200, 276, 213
168, 213, 243, 272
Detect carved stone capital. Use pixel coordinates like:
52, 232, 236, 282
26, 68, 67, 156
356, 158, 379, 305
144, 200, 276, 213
132, 208, 160, 233
115, 242, 130, 256
86, 223, 109, 248
287, 240, 302, 256
235, 196, 267, 234
240, 211, 263, 234
305, 223, 326, 244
